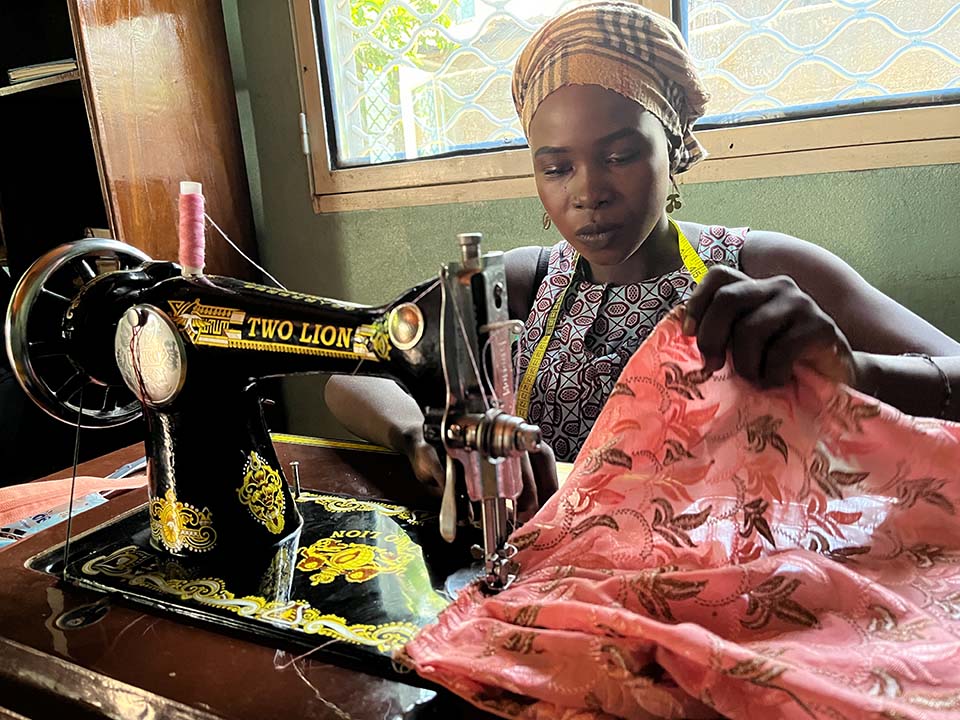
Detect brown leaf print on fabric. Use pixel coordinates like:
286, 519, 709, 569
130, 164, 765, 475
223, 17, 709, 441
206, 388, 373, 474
662, 438, 695, 466
535, 565, 578, 595
807, 449, 869, 499
897, 478, 955, 515
610, 382, 635, 398
473, 689, 537, 715
867, 605, 899, 634
513, 605, 542, 628
724, 657, 814, 716
599, 644, 648, 679
936, 592, 960, 620
583, 692, 604, 712
651, 497, 711, 547
596, 623, 627, 638
570, 514, 620, 537
741, 498, 776, 547
511, 529, 541, 551
662, 361, 712, 400
906, 544, 957, 569
582, 437, 633, 474
826, 393, 881, 433
807, 532, 871, 564
869, 668, 904, 699
863, 604, 931, 642
630, 568, 707, 621
744, 416, 789, 462
742, 575, 818, 630
501, 631, 542, 655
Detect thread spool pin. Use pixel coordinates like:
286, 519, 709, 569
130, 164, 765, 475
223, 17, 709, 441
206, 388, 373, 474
289, 461, 301, 499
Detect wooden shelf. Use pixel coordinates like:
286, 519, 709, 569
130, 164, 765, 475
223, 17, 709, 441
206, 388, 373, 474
0, 69, 79, 97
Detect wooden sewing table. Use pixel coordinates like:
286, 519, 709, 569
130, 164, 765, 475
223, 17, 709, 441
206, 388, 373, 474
0, 436, 495, 719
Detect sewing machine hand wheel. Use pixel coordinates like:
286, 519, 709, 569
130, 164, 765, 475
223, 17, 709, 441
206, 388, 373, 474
5, 239, 151, 428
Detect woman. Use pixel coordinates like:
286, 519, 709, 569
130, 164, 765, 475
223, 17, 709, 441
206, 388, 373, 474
326, 1, 960, 504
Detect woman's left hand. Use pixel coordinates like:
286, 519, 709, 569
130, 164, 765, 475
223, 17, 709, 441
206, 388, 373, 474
683, 266, 857, 387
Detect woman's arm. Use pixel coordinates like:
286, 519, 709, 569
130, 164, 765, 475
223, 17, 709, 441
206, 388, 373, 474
324, 245, 552, 496
504, 245, 544, 320
324, 376, 444, 493
740, 231, 960, 356
684, 231, 960, 419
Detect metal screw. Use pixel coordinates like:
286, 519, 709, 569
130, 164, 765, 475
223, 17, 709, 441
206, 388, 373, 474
125, 307, 146, 327
493, 281, 504, 309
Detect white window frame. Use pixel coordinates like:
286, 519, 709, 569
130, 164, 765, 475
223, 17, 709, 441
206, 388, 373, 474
290, 0, 960, 214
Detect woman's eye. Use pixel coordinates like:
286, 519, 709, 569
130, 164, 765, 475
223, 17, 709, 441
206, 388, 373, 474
607, 150, 640, 165
542, 164, 571, 177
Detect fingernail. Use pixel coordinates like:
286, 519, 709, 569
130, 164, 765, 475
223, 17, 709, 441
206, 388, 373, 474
682, 316, 696, 336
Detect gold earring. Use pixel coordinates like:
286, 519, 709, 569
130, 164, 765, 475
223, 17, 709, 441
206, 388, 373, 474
542, 211, 552, 230
666, 178, 683, 214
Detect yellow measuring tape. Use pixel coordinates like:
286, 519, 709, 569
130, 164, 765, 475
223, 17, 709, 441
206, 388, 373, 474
515, 219, 708, 418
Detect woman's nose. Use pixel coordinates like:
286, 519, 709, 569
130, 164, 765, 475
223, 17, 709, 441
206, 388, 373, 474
569, 166, 612, 210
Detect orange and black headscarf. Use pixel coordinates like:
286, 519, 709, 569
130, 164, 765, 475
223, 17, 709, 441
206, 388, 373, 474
512, 1, 710, 174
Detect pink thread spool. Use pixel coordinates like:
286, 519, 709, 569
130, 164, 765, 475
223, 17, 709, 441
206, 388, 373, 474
178, 180, 205, 276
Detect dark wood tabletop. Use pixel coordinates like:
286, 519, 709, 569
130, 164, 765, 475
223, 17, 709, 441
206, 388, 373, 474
0, 436, 488, 720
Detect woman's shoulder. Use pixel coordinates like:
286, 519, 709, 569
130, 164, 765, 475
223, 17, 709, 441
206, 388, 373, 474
504, 241, 573, 320
731, 227, 861, 286
676, 221, 750, 248
676, 220, 749, 271
675, 221, 840, 274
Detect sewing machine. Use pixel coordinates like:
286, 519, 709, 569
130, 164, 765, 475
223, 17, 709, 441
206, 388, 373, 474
5, 230, 540, 604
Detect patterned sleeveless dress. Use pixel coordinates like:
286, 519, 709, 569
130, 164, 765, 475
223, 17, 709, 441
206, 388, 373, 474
516, 224, 748, 461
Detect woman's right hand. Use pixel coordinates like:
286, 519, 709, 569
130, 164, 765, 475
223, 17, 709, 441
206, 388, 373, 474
518, 442, 558, 522
399, 428, 445, 497
401, 426, 557, 520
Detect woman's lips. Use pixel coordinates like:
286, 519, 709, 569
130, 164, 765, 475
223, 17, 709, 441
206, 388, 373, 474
576, 222, 622, 245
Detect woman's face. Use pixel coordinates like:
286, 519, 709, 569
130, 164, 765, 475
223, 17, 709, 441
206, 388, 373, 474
528, 84, 671, 270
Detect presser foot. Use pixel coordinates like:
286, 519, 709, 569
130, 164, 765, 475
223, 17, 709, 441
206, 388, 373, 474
472, 542, 519, 594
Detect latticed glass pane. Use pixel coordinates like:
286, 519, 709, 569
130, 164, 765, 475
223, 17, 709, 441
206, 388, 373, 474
685, 0, 960, 123
317, 1, 960, 167
317, 0, 591, 167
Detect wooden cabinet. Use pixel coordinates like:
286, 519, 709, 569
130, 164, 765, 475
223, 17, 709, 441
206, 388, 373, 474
0, 0, 259, 484
0, 0, 258, 282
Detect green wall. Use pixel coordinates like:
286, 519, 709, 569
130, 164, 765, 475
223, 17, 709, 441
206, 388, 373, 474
224, 0, 960, 438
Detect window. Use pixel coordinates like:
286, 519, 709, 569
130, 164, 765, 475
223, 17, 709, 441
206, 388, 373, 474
685, 0, 960, 126
290, 0, 959, 212
314, 0, 594, 168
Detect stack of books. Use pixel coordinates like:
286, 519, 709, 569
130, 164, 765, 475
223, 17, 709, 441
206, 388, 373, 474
7, 59, 77, 84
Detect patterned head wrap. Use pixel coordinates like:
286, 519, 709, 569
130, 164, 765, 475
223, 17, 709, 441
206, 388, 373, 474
512, 1, 710, 174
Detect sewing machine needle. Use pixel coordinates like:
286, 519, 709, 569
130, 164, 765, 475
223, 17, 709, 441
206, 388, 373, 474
440, 456, 457, 543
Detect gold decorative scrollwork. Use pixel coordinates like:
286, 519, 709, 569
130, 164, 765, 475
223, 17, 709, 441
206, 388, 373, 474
168, 299, 245, 347
149, 488, 217, 553
305, 494, 421, 524
297, 534, 416, 585
81, 546, 417, 654
354, 319, 392, 361
239, 452, 286, 534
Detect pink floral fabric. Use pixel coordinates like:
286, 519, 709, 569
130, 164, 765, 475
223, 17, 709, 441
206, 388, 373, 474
404, 308, 960, 719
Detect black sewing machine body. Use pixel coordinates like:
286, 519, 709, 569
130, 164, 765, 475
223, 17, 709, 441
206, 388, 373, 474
6, 237, 534, 592
62, 260, 444, 563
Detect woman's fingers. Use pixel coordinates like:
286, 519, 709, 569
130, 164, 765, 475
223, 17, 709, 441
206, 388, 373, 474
684, 267, 853, 388
517, 443, 558, 523
530, 442, 559, 504
408, 441, 444, 497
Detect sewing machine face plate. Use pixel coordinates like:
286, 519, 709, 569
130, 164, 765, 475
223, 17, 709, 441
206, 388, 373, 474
29, 491, 476, 677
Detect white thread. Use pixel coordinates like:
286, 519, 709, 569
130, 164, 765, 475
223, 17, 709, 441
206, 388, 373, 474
204, 213, 287, 290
